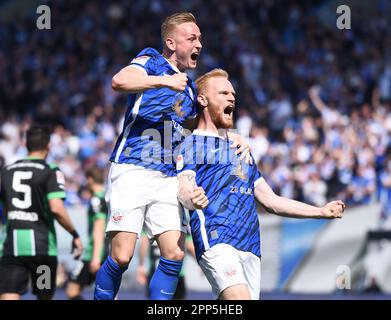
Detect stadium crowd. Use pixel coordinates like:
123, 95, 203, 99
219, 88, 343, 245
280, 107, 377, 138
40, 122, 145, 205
0, 0, 391, 216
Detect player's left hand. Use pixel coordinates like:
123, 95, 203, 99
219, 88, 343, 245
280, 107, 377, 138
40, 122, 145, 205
229, 134, 253, 165
89, 257, 101, 274
320, 200, 345, 219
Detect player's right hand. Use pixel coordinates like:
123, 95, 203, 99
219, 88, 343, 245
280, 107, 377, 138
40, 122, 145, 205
165, 73, 188, 91
320, 200, 345, 219
191, 186, 209, 209
71, 237, 83, 260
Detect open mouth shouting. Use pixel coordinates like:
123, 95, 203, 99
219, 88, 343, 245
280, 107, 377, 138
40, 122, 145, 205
190, 52, 200, 61
223, 105, 235, 119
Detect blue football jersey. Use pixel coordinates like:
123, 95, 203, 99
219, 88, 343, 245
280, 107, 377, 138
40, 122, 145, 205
110, 47, 197, 176
177, 130, 262, 260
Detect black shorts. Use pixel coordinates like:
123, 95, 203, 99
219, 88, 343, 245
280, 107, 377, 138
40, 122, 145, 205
0, 255, 57, 298
69, 260, 96, 286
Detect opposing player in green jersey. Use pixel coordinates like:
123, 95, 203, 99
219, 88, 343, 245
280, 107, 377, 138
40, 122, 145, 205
0, 126, 83, 300
66, 168, 109, 300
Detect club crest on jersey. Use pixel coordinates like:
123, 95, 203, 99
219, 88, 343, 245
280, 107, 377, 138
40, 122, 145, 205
172, 95, 185, 118
233, 161, 248, 181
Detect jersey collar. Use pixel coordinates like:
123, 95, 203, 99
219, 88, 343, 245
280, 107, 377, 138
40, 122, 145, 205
163, 57, 180, 73
25, 156, 43, 160
193, 129, 228, 140
94, 191, 105, 197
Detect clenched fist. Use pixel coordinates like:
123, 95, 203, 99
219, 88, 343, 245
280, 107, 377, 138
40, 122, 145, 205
320, 200, 345, 219
191, 186, 209, 210
165, 73, 188, 91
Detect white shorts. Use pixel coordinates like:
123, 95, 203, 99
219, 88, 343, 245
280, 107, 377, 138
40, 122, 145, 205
105, 163, 186, 238
198, 243, 261, 300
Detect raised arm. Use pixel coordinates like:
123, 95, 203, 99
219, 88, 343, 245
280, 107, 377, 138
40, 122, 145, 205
177, 171, 208, 210
112, 65, 188, 93
254, 177, 345, 219
308, 86, 328, 113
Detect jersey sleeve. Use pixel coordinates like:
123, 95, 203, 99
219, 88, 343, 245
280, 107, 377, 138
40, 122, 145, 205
129, 55, 157, 76
46, 166, 66, 200
254, 171, 263, 187
187, 81, 198, 118
90, 196, 108, 221
252, 154, 264, 187
176, 138, 197, 176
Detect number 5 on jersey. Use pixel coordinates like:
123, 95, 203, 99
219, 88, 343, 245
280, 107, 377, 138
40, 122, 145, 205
12, 171, 33, 209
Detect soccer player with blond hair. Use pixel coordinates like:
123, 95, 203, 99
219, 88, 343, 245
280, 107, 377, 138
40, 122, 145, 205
177, 69, 345, 299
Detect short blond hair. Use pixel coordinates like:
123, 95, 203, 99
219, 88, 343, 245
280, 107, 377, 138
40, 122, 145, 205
195, 68, 229, 94
161, 12, 197, 42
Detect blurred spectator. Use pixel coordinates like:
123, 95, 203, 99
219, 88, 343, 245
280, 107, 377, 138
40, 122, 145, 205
379, 161, 391, 225
346, 164, 376, 206
249, 126, 269, 164
303, 171, 328, 207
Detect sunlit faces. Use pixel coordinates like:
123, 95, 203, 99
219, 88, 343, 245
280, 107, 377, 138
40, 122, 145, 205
203, 77, 236, 129
168, 22, 202, 70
